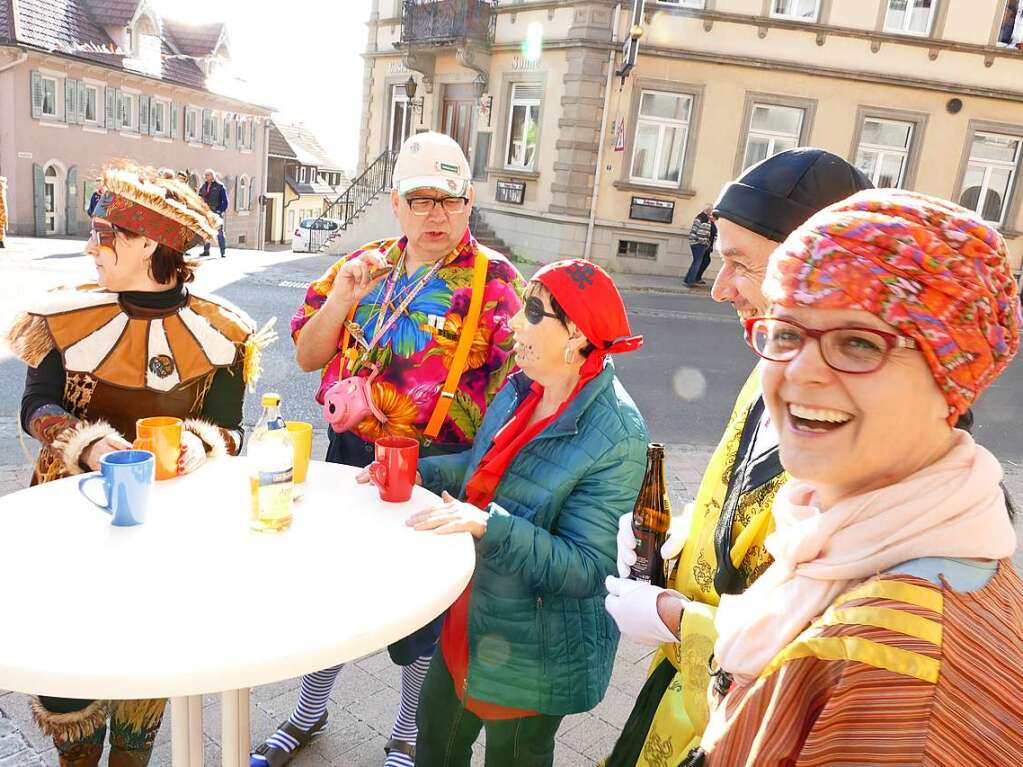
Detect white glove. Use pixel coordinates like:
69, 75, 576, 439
605, 575, 686, 646
616, 504, 694, 579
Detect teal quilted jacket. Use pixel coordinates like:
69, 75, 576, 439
418, 363, 649, 715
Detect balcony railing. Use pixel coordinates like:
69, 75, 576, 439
400, 0, 498, 46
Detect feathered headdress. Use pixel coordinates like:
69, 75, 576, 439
92, 166, 222, 252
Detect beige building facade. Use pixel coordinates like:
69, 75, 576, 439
358, 0, 1023, 278
0, 0, 271, 248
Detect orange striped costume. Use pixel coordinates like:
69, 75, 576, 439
701, 560, 1023, 766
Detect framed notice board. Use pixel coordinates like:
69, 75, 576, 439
496, 180, 526, 205
629, 196, 675, 224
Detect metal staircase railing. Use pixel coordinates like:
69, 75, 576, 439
308, 149, 397, 253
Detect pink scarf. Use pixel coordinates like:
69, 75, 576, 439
714, 429, 1017, 683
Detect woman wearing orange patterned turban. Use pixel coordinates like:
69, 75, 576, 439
693, 190, 1023, 766
7, 163, 270, 767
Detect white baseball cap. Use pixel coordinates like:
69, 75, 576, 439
393, 132, 471, 197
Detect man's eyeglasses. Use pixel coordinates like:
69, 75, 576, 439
89, 221, 118, 250
743, 316, 918, 374
524, 295, 560, 325
405, 196, 468, 216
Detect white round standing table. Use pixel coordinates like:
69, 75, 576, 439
0, 457, 474, 767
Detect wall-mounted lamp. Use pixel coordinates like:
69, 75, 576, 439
404, 75, 425, 125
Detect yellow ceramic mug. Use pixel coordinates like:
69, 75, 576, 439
286, 421, 313, 500
133, 416, 182, 481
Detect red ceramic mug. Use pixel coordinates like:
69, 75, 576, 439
368, 436, 419, 503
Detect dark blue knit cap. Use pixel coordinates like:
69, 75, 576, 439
713, 148, 873, 243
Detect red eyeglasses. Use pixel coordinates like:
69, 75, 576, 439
743, 316, 918, 374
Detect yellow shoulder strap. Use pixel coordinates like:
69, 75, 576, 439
424, 251, 489, 439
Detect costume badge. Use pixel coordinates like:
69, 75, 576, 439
148, 354, 176, 378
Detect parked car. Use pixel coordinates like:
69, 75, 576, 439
292, 218, 340, 253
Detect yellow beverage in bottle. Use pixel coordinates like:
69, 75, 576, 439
247, 393, 294, 532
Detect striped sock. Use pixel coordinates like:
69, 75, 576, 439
384, 654, 432, 767
251, 664, 343, 765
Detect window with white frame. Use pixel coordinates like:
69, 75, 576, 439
998, 0, 1023, 48
83, 84, 100, 124
211, 112, 221, 143
630, 90, 692, 185
506, 83, 542, 170
771, 0, 820, 22
299, 167, 307, 183
884, 0, 937, 36
119, 92, 136, 130
40, 75, 59, 118
152, 98, 169, 136
958, 131, 1022, 225
855, 118, 914, 188
742, 103, 804, 171
185, 107, 199, 141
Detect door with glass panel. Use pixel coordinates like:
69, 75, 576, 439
44, 166, 58, 235
441, 83, 477, 162
743, 104, 804, 172
855, 118, 913, 188
390, 85, 411, 154
959, 132, 1022, 225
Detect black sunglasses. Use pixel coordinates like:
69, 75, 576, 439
524, 295, 560, 325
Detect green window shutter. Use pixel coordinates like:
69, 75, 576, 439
139, 95, 150, 134
222, 116, 230, 147
77, 81, 87, 124
249, 175, 257, 210
104, 87, 116, 127
33, 164, 46, 236
235, 175, 242, 212
250, 120, 257, 151
202, 108, 212, 144
31, 70, 43, 119
66, 165, 79, 235
64, 78, 75, 124
171, 103, 179, 140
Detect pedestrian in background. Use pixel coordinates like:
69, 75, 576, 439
683, 204, 717, 287
199, 168, 228, 257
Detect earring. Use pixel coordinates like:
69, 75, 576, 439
563, 346, 575, 364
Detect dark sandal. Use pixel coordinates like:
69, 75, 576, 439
250, 712, 328, 767
384, 738, 416, 761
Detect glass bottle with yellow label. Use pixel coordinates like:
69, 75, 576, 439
248, 393, 294, 532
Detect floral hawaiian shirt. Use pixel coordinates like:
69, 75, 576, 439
291, 231, 525, 446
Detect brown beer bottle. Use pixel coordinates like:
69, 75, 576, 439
629, 443, 671, 588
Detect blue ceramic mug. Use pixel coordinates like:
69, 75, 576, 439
78, 450, 156, 526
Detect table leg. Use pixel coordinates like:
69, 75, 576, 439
221, 688, 251, 767
188, 695, 204, 767
170, 698, 190, 767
